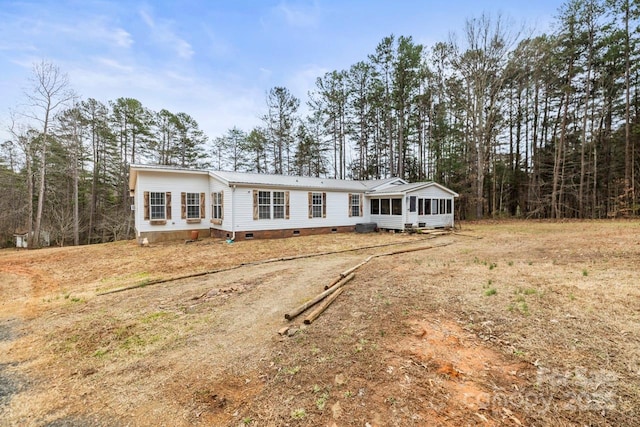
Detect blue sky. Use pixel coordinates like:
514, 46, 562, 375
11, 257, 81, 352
0, 0, 564, 146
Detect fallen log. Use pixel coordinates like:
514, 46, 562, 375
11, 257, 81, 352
304, 287, 345, 325
324, 275, 343, 290
98, 237, 439, 296
383, 245, 434, 256
325, 243, 452, 291
284, 272, 355, 321
339, 255, 374, 278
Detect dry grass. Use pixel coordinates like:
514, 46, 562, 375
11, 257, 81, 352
1, 220, 639, 426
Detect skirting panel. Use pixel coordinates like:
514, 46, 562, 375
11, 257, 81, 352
137, 228, 208, 243
210, 225, 356, 240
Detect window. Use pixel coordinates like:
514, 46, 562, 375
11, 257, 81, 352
258, 191, 271, 219
425, 198, 431, 215
186, 193, 200, 219
349, 194, 362, 217
143, 192, 171, 222
409, 196, 417, 212
150, 192, 166, 220
446, 199, 452, 214
253, 190, 289, 220
181, 192, 205, 220
440, 199, 446, 215
392, 198, 402, 215
308, 192, 326, 219
312, 192, 323, 218
418, 198, 424, 215
212, 192, 223, 219
370, 198, 380, 215
431, 198, 439, 215
380, 198, 390, 215
273, 191, 285, 219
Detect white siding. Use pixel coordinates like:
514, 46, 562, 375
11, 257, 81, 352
225, 186, 366, 232
134, 171, 210, 235
368, 197, 406, 230
410, 186, 455, 228
370, 214, 405, 230
208, 179, 232, 232
367, 186, 456, 230
132, 167, 457, 237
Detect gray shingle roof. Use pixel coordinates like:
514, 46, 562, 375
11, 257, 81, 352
210, 171, 399, 191
129, 165, 457, 196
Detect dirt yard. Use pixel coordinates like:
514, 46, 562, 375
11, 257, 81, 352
1, 221, 639, 426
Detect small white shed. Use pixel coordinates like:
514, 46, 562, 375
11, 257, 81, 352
13, 231, 51, 248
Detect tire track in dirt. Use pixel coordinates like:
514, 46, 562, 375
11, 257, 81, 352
17, 252, 368, 425
0, 273, 32, 422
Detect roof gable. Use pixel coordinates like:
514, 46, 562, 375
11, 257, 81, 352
368, 181, 459, 197
362, 177, 407, 190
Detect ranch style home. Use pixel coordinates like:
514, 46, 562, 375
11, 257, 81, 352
129, 164, 459, 243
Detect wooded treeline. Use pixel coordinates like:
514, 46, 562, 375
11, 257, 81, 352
216, 0, 640, 221
1, 0, 638, 247
1, 67, 210, 247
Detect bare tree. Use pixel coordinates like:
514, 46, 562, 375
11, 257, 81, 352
451, 14, 521, 218
8, 119, 36, 244
24, 61, 75, 247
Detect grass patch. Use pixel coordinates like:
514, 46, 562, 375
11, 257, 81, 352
98, 271, 151, 291
290, 408, 306, 420
484, 287, 497, 296
508, 300, 530, 315
315, 392, 329, 410
285, 365, 301, 375
93, 349, 108, 358
141, 311, 170, 323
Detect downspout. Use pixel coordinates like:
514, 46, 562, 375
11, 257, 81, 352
231, 184, 236, 241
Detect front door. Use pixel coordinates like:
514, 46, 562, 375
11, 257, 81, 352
406, 196, 418, 226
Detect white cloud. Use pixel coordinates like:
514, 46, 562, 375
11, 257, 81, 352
258, 67, 273, 85
287, 64, 328, 99
109, 28, 134, 49
201, 25, 233, 58
174, 39, 194, 60
93, 57, 134, 73
63, 57, 264, 139
165, 70, 194, 83
139, 8, 194, 60
0, 42, 37, 52
275, 1, 321, 28
139, 9, 155, 28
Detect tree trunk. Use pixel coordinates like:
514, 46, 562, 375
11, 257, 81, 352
553, 62, 573, 219
33, 106, 51, 248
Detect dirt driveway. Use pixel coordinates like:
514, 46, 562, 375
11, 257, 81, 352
1, 222, 639, 426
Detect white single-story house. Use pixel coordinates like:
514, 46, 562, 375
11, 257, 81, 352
129, 164, 459, 242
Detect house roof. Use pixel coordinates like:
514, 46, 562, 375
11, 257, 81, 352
129, 164, 209, 191
210, 170, 407, 192
210, 170, 366, 191
369, 181, 459, 197
129, 164, 457, 196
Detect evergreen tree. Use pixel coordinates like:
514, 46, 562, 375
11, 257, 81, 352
263, 87, 300, 174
